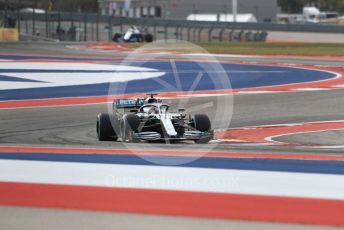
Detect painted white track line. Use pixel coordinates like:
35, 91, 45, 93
1, 159, 344, 200
0, 62, 164, 90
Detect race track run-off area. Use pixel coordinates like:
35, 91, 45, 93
2, 53, 344, 228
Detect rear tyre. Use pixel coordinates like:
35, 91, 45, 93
144, 34, 153, 43
120, 114, 141, 142
97, 113, 118, 141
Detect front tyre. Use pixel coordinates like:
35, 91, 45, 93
97, 113, 118, 141
195, 135, 212, 144
144, 34, 153, 43
191, 114, 211, 132
120, 114, 141, 142
191, 114, 212, 144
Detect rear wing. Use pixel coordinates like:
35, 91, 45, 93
114, 99, 145, 109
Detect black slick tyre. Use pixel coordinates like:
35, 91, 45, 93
192, 114, 211, 132
191, 114, 212, 144
97, 113, 118, 141
120, 114, 140, 142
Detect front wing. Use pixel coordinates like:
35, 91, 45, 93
132, 130, 214, 141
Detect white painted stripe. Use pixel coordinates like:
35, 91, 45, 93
237, 91, 280, 94
293, 88, 329, 91
0, 62, 164, 90
187, 53, 263, 58
0, 62, 155, 71
315, 65, 333, 68
222, 143, 276, 146
1, 159, 344, 200
178, 93, 230, 98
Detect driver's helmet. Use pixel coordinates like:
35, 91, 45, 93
148, 106, 159, 114
142, 106, 151, 113
145, 98, 158, 104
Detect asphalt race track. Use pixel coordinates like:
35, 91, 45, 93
1, 42, 344, 230
1, 43, 344, 152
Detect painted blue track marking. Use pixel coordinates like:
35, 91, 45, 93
0, 56, 336, 101
0, 152, 344, 175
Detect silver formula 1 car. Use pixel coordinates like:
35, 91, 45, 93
96, 94, 213, 143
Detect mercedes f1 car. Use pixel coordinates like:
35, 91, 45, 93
96, 94, 213, 143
